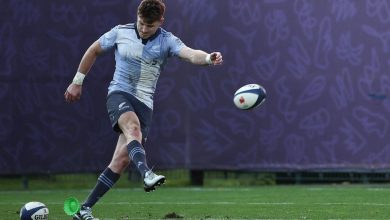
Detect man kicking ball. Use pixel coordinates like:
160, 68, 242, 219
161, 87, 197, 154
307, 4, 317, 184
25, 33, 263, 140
64, 0, 223, 219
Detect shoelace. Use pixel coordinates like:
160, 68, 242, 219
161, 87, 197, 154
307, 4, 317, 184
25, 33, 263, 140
145, 171, 156, 180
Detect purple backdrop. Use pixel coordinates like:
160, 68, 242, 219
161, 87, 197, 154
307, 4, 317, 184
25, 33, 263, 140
1, 0, 390, 174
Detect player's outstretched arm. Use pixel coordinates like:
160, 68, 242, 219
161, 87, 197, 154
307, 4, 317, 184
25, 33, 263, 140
64, 40, 104, 103
179, 46, 223, 66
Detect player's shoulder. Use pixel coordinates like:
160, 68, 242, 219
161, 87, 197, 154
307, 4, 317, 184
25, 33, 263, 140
117, 23, 136, 30
159, 28, 177, 39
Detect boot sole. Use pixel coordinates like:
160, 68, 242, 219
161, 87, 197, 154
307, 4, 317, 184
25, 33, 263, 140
144, 177, 166, 192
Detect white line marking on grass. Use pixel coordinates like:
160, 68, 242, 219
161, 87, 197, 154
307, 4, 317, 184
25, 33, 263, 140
99, 202, 295, 205
316, 202, 390, 206
0, 201, 294, 205
1, 201, 390, 207
97, 218, 304, 220
367, 188, 387, 191
248, 202, 295, 205
97, 218, 379, 220
307, 187, 390, 192
113, 187, 253, 192
0, 189, 92, 194
176, 187, 252, 191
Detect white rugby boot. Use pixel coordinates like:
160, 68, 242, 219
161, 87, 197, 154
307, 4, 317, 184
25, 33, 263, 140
143, 170, 166, 192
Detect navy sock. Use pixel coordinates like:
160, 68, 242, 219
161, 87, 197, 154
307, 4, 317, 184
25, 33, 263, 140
127, 140, 150, 177
83, 167, 120, 208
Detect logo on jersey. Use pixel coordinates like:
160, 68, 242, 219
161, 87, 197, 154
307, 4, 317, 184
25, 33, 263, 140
118, 102, 130, 111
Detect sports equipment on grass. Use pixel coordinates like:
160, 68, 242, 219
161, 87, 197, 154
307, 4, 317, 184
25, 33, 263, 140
20, 201, 49, 220
64, 197, 80, 216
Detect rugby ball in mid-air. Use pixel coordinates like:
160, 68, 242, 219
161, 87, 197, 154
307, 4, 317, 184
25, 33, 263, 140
20, 201, 49, 220
233, 84, 266, 110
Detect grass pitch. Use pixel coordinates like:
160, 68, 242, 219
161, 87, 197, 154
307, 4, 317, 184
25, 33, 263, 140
2, 185, 390, 219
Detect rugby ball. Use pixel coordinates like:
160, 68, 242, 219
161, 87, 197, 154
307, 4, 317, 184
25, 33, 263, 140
20, 201, 49, 220
233, 84, 266, 110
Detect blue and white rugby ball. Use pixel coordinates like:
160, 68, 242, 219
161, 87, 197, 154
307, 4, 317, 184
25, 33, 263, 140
233, 84, 266, 110
20, 201, 49, 220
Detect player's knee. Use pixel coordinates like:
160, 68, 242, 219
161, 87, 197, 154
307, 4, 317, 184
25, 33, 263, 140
118, 114, 143, 140
125, 123, 142, 140
130, 124, 142, 136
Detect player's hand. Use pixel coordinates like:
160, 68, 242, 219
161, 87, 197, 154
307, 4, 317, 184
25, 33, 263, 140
64, 83, 82, 103
210, 52, 223, 65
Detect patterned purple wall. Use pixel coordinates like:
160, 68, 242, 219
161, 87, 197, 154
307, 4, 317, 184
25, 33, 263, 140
1, 0, 390, 174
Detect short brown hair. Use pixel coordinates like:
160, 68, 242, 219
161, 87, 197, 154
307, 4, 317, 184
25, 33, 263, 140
137, 0, 165, 23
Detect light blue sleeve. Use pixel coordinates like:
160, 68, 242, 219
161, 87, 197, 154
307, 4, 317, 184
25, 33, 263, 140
166, 32, 186, 57
98, 25, 119, 51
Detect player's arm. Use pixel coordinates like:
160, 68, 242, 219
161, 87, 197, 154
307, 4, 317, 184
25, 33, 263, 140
64, 40, 104, 103
178, 46, 223, 66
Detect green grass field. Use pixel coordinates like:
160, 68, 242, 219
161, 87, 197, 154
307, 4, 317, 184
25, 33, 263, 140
3, 185, 390, 219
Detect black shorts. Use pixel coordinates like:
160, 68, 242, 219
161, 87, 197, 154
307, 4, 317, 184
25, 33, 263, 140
106, 91, 153, 141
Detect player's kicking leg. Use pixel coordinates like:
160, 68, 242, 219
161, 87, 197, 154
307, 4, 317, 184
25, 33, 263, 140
110, 93, 166, 192
127, 139, 166, 192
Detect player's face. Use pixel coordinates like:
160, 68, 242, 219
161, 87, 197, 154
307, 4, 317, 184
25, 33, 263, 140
137, 16, 163, 39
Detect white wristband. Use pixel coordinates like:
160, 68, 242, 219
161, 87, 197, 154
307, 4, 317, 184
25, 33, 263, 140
205, 54, 212, 65
72, 72, 86, 85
